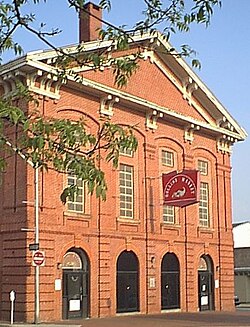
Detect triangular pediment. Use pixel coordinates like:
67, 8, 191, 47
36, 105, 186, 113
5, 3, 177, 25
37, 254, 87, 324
80, 56, 214, 126
0, 32, 247, 143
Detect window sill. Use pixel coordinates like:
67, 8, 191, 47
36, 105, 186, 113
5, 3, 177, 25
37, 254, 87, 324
63, 211, 91, 220
117, 217, 140, 224
161, 223, 181, 230
197, 226, 215, 233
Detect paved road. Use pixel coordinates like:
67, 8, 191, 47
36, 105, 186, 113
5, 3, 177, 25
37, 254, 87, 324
62, 311, 250, 327
3, 310, 250, 327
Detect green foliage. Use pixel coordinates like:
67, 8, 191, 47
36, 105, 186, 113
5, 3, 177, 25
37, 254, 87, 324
0, 0, 222, 71
0, 0, 222, 202
0, 88, 138, 202
99, 0, 111, 12
112, 56, 139, 87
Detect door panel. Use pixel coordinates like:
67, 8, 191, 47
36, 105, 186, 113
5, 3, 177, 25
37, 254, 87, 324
63, 271, 88, 319
198, 272, 213, 311
161, 272, 180, 309
81, 272, 88, 318
117, 272, 138, 313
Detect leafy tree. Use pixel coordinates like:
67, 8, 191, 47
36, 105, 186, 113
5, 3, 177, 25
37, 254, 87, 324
0, 84, 137, 201
0, 0, 222, 201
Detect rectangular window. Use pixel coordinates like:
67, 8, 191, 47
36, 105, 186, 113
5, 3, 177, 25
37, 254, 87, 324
67, 174, 85, 213
199, 182, 209, 227
120, 147, 133, 157
162, 150, 174, 167
198, 160, 208, 175
119, 164, 134, 218
163, 205, 175, 224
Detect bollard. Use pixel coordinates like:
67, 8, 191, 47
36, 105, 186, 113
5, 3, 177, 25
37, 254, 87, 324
9, 290, 15, 325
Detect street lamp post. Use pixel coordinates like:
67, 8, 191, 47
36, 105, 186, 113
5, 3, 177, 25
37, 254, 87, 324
34, 166, 40, 324
6, 141, 40, 324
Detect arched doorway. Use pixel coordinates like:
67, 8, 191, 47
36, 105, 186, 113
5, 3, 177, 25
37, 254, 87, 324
198, 255, 214, 311
116, 251, 139, 313
62, 249, 89, 319
161, 252, 180, 309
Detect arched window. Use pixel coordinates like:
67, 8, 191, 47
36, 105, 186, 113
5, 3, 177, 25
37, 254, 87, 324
198, 257, 208, 271
62, 251, 82, 269
117, 251, 138, 272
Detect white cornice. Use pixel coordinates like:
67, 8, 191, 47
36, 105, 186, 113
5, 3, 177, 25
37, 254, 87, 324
65, 74, 244, 142
153, 34, 247, 139
0, 31, 247, 141
0, 60, 64, 100
143, 50, 215, 127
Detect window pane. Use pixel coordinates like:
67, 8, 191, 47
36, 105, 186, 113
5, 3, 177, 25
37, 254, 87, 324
67, 174, 85, 213
199, 182, 209, 227
198, 160, 208, 175
163, 205, 175, 224
162, 150, 174, 167
119, 164, 134, 219
120, 147, 133, 157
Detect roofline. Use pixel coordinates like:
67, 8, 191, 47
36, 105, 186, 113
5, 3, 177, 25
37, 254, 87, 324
66, 75, 245, 141
233, 222, 250, 229
0, 31, 247, 140
154, 34, 247, 139
1, 56, 243, 141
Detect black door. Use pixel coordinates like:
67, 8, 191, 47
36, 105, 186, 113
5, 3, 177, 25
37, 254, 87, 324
161, 253, 180, 310
198, 271, 213, 311
63, 271, 85, 319
62, 249, 89, 320
161, 272, 180, 309
117, 251, 139, 313
117, 272, 138, 312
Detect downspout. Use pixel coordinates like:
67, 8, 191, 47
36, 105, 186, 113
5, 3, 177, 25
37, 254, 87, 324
183, 153, 188, 311
216, 161, 222, 310
222, 154, 228, 231
13, 98, 20, 213
143, 141, 149, 314
98, 145, 101, 317
184, 206, 188, 311
14, 126, 18, 212
40, 96, 46, 211
34, 165, 40, 324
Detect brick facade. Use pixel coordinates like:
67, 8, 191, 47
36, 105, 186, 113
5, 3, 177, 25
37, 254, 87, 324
0, 5, 246, 323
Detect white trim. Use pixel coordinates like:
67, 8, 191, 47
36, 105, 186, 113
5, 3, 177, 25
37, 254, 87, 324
0, 32, 247, 140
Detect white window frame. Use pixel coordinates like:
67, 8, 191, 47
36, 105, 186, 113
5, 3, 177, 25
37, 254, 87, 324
163, 205, 175, 224
120, 147, 133, 157
119, 164, 134, 219
199, 182, 209, 227
67, 174, 85, 213
198, 160, 208, 175
162, 150, 174, 167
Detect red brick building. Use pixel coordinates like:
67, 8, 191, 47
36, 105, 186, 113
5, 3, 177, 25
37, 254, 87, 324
0, 2, 247, 323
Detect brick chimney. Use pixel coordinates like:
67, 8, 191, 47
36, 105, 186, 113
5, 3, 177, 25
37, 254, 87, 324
79, 2, 102, 42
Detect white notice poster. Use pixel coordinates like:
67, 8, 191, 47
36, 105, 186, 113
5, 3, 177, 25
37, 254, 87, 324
215, 279, 219, 289
54, 279, 61, 291
149, 277, 156, 288
69, 299, 80, 311
201, 296, 208, 306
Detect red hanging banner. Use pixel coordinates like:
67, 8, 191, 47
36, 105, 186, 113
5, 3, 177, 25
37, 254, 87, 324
162, 170, 200, 207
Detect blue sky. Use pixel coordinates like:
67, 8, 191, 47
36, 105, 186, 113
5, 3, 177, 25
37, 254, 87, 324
2, 0, 249, 222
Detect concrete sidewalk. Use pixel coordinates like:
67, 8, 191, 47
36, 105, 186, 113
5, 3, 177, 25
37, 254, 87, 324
1, 311, 250, 327
0, 322, 80, 327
